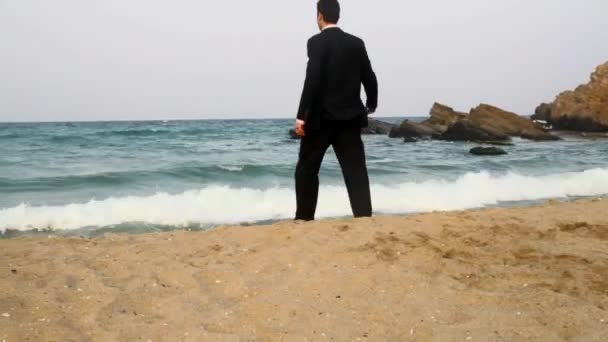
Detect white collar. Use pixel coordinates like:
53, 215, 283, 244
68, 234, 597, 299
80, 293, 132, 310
322, 24, 339, 31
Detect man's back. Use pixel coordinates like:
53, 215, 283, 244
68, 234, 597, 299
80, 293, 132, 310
294, 0, 375, 221
297, 28, 377, 126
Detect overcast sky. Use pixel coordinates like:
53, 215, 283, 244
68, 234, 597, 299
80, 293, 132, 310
1, 1, 607, 122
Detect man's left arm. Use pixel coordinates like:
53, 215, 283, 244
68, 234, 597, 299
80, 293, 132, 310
360, 41, 378, 114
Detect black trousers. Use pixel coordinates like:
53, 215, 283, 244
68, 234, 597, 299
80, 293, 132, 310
295, 119, 372, 221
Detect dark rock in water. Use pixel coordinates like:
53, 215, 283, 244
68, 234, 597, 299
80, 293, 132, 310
389, 120, 439, 139
439, 120, 511, 142
520, 131, 560, 141
548, 61, 608, 132
551, 116, 608, 132
532, 103, 552, 122
288, 129, 300, 140
470, 146, 508, 156
362, 119, 396, 135
403, 136, 418, 143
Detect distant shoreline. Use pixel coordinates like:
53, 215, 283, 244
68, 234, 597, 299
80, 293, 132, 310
0, 115, 414, 124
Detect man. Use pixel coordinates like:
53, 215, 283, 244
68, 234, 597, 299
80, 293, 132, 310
295, 0, 378, 221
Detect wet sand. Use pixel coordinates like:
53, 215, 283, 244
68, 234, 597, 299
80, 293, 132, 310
1, 198, 608, 341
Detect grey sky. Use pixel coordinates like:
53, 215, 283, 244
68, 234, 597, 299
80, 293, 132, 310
1, 0, 607, 122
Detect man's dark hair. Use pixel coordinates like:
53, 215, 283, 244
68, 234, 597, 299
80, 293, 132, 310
317, 0, 340, 24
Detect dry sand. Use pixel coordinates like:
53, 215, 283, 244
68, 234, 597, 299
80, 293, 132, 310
1, 198, 608, 341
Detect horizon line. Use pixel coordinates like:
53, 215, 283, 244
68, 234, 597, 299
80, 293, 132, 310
0, 114, 418, 124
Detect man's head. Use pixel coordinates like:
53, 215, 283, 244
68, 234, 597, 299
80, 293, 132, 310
317, 0, 340, 31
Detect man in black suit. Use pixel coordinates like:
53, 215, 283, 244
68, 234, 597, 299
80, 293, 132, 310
295, 0, 378, 221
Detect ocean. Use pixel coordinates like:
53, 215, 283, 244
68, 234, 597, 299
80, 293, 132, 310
1, 118, 608, 236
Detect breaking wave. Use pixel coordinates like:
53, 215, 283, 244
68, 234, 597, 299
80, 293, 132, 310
2, 168, 608, 232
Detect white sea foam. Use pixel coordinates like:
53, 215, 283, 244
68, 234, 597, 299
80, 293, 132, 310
2, 168, 608, 232
218, 165, 244, 172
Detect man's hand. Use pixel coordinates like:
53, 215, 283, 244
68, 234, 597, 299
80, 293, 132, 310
295, 119, 306, 137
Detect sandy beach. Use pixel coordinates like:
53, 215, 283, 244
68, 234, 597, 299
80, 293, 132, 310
1, 198, 608, 341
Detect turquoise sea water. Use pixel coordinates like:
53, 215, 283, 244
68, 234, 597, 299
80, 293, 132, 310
1, 118, 608, 235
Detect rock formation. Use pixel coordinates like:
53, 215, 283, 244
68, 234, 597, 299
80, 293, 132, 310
423, 103, 468, 133
532, 103, 552, 122
540, 62, 608, 131
468, 104, 559, 141
389, 103, 465, 139
392, 102, 558, 142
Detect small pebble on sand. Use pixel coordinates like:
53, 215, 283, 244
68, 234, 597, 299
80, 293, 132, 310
2, 313, 10, 318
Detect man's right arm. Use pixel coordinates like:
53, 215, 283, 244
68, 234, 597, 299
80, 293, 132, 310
297, 38, 323, 122
361, 41, 378, 113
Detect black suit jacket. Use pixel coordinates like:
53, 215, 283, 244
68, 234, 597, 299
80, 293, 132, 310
297, 27, 378, 130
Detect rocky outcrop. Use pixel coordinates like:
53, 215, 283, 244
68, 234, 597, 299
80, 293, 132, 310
389, 103, 465, 139
362, 119, 396, 135
392, 102, 558, 142
543, 62, 608, 132
470, 146, 507, 156
424, 103, 467, 132
468, 104, 559, 141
